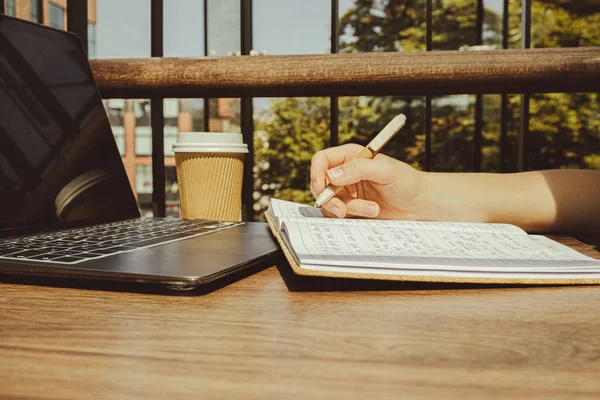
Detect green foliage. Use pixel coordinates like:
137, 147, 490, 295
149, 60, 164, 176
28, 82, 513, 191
253, 0, 600, 220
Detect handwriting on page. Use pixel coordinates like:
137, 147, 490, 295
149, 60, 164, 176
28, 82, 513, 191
270, 198, 323, 219
282, 221, 587, 262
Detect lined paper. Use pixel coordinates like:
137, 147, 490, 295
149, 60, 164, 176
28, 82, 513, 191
268, 199, 600, 276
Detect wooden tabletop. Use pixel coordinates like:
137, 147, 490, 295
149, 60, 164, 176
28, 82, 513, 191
1, 237, 600, 399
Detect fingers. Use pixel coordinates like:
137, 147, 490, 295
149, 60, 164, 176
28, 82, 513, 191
325, 154, 396, 187
310, 144, 364, 197
321, 188, 381, 219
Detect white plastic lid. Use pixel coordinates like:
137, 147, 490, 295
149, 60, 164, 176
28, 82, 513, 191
172, 132, 249, 153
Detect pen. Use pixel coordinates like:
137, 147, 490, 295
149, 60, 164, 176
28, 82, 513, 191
314, 114, 407, 208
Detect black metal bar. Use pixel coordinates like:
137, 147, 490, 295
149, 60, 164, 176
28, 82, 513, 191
476, 0, 483, 45
150, 0, 165, 217
203, 0, 209, 132
67, 0, 88, 54
330, 0, 339, 147
474, 94, 483, 171
240, 0, 254, 221
0, 0, 5, 15
37, 0, 44, 24
473, 0, 483, 171
521, 0, 531, 49
500, 93, 508, 172
518, 0, 531, 171
502, 0, 509, 50
424, 0, 432, 171
500, 0, 509, 172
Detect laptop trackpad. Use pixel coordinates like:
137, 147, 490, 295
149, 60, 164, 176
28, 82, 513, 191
113, 222, 279, 279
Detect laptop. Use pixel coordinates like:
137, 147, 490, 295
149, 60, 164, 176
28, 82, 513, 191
0, 15, 280, 291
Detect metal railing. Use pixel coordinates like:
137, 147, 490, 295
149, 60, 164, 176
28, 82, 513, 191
11, 0, 599, 221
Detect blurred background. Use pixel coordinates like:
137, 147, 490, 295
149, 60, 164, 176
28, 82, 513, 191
4, 0, 600, 220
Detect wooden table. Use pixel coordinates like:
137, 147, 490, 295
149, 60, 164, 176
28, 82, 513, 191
1, 238, 600, 399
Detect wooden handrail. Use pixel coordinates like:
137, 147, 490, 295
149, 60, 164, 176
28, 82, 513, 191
90, 47, 600, 98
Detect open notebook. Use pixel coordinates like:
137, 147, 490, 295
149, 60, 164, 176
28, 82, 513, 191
265, 198, 600, 284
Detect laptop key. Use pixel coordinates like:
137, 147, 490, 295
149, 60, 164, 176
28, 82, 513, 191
51, 256, 88, 263
26, 254, 64, 261
10, 250, 50, 258
0, 249, 25, 256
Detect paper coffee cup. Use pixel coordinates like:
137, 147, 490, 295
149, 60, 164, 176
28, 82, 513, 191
173, 132, 248, 222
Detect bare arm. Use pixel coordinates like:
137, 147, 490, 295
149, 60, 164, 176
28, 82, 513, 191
311, 145, 600, 240
417, 170, 600, 237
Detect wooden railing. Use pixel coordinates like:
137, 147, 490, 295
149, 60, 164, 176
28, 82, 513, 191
90, 47, 600, 98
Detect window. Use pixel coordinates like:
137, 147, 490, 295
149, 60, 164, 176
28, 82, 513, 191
88, 23, 97, 58
135, 165, 153, 216
49, 3, 65, 30
112, 126, 127, 156
135, 127, 152, 156
136, 165, 153, 194
6, 0, 15, 16
165, 166, 180, 217
135, 100, 152, 156
30, 0, 39, 22
104, 99, 126, 156
164, 126, 178, 157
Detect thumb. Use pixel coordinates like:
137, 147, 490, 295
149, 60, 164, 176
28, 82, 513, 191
326, 155, 395, 186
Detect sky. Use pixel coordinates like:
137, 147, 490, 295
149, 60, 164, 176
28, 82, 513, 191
94, 0, 505, 112
95, 0, 506, 60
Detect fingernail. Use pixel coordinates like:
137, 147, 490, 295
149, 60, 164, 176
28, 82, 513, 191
332, 206, 341, 218
327, 167, 344, 180
366, 205, 378, 217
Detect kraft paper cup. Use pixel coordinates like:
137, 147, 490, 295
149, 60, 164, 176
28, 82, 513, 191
173, 132, 248, 222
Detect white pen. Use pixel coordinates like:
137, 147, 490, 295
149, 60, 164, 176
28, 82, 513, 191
314, 114, 407, 208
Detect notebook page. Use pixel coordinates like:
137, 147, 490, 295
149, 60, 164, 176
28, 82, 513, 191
299, 263, 600, 279
280, 220, 597, 273
268, 199, 525, 234
268, 199, 324, 230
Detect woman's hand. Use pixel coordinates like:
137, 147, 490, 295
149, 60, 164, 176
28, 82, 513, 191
310, 144, 425, 219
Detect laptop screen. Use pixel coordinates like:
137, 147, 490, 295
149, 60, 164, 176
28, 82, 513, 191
0, 16, 140, 237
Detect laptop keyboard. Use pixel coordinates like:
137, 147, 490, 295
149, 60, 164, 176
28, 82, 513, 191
0, 219, 241, 265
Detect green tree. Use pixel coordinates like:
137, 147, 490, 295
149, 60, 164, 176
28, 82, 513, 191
253, 0, 600, 220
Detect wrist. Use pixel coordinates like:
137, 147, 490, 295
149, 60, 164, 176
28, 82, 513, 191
412, 171, 491, 223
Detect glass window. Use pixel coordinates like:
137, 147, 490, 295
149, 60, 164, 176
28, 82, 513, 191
104, 99, 127, 157
49, 3, 65, 30
179, 99, 205, 132
88, 23, 97, 58
164, 126, 178, 157
6, 0, 15, 16
165, 166, 180, 217
30, 0, 39, 22
134, 99, 152, 156
112, 126, 127, 157
209, 98, 241, 133
136, 165, 153, 194
134, 99, 153, 156
135, 165, 153, 216
164, 99, 178, 159
135, 127, 152, 156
